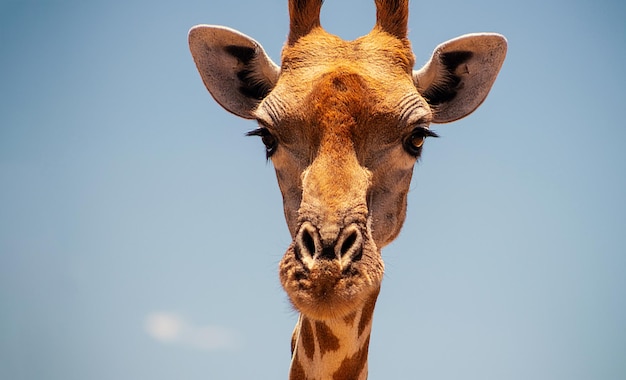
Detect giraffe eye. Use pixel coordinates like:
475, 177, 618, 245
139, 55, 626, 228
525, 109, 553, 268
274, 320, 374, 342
261, 133, 278, 157
404, 127, 438, 157
410, 134, 425, 149
246, 127, 278, 159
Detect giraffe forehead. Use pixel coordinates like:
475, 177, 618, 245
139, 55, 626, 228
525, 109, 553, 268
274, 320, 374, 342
272, 31, 415, 103
256, 30, 422, 139
281, 28, 415, 75
308, 70, 375, 123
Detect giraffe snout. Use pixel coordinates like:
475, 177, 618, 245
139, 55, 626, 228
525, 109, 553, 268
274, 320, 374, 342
280, 217, 383, 320
294, 221, 364, 270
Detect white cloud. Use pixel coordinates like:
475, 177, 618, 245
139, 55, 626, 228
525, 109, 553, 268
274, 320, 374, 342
145, 312, 183, 342
145, 312, 242, 351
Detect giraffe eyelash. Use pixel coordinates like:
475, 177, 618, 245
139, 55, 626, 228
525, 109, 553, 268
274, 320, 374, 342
246, 127, 278, 159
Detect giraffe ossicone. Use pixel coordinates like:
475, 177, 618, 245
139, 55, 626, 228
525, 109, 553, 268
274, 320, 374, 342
189, 1, 506, 379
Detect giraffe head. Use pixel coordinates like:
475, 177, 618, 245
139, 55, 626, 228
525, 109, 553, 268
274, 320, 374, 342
190, 0, 505, 326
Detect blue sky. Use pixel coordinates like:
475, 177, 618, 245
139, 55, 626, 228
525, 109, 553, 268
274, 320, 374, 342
1, 0, 625, 379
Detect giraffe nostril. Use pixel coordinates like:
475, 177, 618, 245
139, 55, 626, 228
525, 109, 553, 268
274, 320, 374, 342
302, 228, 316, 256
340, 230, 358, 257
295, 223, 319, 267
337, 225, 363, 263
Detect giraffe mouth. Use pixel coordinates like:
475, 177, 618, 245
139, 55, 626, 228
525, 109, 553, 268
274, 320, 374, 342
279, 236, 384, 320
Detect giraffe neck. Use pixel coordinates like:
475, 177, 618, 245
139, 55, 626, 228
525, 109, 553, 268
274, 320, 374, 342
288, 291, 379, 380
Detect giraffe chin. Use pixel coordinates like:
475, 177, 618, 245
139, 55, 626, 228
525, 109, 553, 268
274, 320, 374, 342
279, 243, 384, 321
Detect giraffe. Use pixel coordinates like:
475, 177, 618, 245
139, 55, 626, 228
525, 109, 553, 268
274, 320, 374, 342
188, 1, 506, 378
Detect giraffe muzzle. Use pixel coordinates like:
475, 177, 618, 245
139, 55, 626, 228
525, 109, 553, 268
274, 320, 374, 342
279, 214, 383, 320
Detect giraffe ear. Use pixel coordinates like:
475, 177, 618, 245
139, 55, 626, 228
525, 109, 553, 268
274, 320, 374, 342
413, 33, 507, 123
188, 25, 280, 119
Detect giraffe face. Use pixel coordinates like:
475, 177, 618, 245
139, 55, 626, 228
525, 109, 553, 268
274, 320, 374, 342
257, 29, 429, 319
189, 1, 506, 321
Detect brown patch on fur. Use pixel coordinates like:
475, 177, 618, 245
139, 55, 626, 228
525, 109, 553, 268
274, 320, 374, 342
290, 356, 308, 380
358, 289, 380, 337
343, 311, 357, 325
332, 76, 349, 92
315, 321, 340, 356
301, 318, 316, 360
291, 327, 297, 354
332, 336, 371, 380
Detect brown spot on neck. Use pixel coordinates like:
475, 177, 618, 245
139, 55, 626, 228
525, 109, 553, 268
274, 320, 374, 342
343, 311, 357, 325
290, 356, 308, 380
300, 318, 316, 360
314, 321, 340, 356
291, 327, 297, 354
333, 335, 370, 380
358, 290, 380, 337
